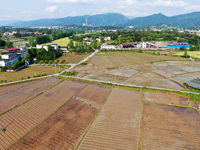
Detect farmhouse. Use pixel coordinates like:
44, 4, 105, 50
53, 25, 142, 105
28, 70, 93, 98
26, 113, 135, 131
0, 48, 28, 68
104, 37, 111, 41
121, 42, 137, 48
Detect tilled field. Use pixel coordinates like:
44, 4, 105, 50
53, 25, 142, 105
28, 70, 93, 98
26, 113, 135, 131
0, 81, 36, 96
10, 83, 111, 150
141, 103, 200, 150
0, 80, 88, 150
78, 88, 142, 150
143, 91, 189, 105
0, 78, 61, 113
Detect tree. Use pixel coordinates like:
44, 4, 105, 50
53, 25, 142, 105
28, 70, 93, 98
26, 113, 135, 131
48, 45, 52, 51
69, 40, 74, 48
5, 41, 13, 49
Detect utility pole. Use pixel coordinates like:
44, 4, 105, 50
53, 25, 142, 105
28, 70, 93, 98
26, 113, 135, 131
55, 64, 56, 74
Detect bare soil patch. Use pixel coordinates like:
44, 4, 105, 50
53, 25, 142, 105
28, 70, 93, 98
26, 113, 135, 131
143, 91, 190, 105
78, 88, 142, 150
141, 103, 200, 150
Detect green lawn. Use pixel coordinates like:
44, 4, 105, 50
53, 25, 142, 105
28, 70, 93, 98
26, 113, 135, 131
173, 51, 200, 58
42, 37, 76, 46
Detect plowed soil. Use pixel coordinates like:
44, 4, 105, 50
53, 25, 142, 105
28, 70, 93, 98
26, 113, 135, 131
0, 80, 87, 150
0, 81, 36, 96
0, 78, 61, 113
78, 88, 142, 150
143, 91, 189, 105
10, 83, 111, 150
141, 103, 200, 150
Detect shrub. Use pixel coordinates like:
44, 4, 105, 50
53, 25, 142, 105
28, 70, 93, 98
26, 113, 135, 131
157, 52, 160, 55
81, 61, 88, 65
61, 60, 65, 64
4, 80, 7, 83
0, 80, 3, 83
151, 52, 156, 55
27, 76, 30, 79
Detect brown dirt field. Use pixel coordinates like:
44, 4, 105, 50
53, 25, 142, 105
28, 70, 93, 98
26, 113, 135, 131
0, 78, 61, 113
124, 72, 184, 90
190, 101, 200, 111
143, 91, 190, 105
89, 55, 117, 69
106, 52, 135, 66
0, 65, 69, 81
121, 53, 186, 64
84, 72, 128, 83
10, 83, 111, 150
0, 81, 36, 96
78, 88, 142, 150
141, 103, 200, 150
0, 80, 88, 150
54, 53, 90, 64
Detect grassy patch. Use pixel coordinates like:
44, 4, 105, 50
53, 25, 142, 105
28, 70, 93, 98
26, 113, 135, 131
173, 51, 200, 59
42, 37, 76, 46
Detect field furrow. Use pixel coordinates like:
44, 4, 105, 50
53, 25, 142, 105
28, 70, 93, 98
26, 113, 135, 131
0, 80, 88, 150
10, 83, 112, 150
78, 88, 142, 150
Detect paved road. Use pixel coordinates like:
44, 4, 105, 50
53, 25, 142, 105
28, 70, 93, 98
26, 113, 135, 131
58, 50, 99, 75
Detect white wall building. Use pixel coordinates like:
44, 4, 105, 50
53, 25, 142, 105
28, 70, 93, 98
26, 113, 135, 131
104, 37, 111, 41
101, 44, 116, 50
36, 43, 59, 51
0, 48, 28, 68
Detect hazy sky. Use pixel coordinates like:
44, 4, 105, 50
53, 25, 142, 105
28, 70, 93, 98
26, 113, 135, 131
1, 0, 200, 21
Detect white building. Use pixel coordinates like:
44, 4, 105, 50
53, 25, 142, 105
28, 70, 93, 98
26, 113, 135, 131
104, 37, 111, 41
101, 44, 116, 50
0, 48, 28, 68
36, 43, 59, 51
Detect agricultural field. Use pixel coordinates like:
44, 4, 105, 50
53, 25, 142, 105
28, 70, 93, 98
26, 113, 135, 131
0, 80, 88, 149
78, 88, 142, 150
0, 79, 199, 150
87, 52, 186, 69
174, 51, 200, 59
73, 52, 200, 90
0, 78, 61, 113
10, 83, 111, 150
0, 81, 36, 96
0, 65, 69, 81
54, 53, 90, 64
143, 91, 189, 105
42, 37, 75, 46
141, 103, 200, 149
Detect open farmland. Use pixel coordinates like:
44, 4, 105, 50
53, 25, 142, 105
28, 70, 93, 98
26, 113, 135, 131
0, 65, 69, 81
10, 83, 111, 150
78, 88, 142, 150
141, 103, 200, 150
87, 52, 186, 69
77, 53, 200, 90
54, 53, 90, 64
0, 78, 61, 113
0, 80, 88, 149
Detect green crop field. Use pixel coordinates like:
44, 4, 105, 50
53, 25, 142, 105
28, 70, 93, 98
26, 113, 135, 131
174, 51, 200, 58
42, 37, 76, 46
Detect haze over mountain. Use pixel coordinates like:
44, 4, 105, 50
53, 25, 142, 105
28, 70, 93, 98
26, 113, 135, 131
7, 13, 129, 27
6, 11, 200, 28
121, 11, 200, 28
